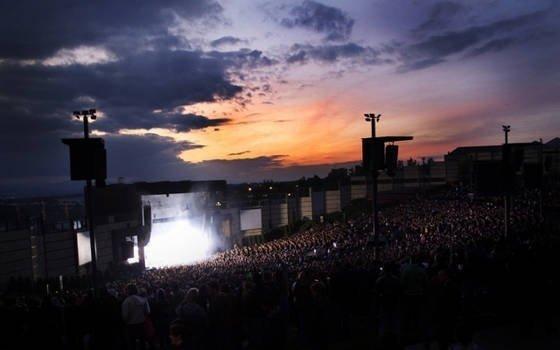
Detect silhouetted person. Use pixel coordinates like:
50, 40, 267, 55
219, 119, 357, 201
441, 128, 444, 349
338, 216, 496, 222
169, 321, 188, 350
122, 284, 150, 350
151, 288, 173, 349
176, 288, 207, 349
375, 264, 400, 337
400, 256, 427, 343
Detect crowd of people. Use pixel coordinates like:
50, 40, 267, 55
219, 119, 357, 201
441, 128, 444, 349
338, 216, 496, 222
1, 189, 557, 349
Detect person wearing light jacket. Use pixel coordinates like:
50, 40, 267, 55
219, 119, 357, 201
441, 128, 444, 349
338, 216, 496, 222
122, 284, 150, 350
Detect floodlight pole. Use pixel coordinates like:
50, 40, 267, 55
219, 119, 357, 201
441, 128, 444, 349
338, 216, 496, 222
366, 113, 381, 246
502, 125, 511, 239
83, 115, 90, 139
539, 138, 544, 222
76, 110, 98, 291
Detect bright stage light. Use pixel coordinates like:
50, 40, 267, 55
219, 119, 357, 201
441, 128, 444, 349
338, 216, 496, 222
144, 219, 214, 268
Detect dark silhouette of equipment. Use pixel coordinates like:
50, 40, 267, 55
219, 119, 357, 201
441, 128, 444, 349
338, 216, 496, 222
385, 145, 399, 176
61, 108, 102, 293
121, 241, 134, 259
362, 138, 385, 170
141, 205, 152, 246
62, 138, 107, 181
361, 113, 412, 255
502, 125, 511, 238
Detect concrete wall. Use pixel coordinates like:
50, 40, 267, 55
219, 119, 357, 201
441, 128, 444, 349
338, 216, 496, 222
279, 203, 289, 226
219, 207, 241, 247
445, 159, 459, 183
95, 229, 114, 272
38, 231, 77, 278
351, 176, 368, 200
287, 197, 300, 226
260, 201, 288, 232
242, 228, 262, 237
311, 191, 326, 219
403, 166, 420, 188
299, 196, 312, 220
353, 164, 447, 194
340, 184, 352, 208
95, 220, 139, 271
0, 229, 33, 284
325, 190, 341, 214
378, 173, 393, 192
430, 162, 447, 185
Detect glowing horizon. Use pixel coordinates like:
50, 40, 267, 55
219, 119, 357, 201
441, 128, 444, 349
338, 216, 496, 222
2, 0, 559, 195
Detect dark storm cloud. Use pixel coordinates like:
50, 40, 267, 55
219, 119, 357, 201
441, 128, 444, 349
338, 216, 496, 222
0, 98, 359, 195
0, 0, 223, 60
286, 42, 382, 64
464, 28, 558, 58
414, 1, 466, 33
0, 132, 200, 197
105, 148, 289, 186
99, 110, 232, 133
397, 57, 446, 72
189, 157, 359, 184
0, 105, 74, 180
162, 113, 231, 133
104, 133, 202, 181
210, 36, 247, 47
227, 151, 251, 156
0, 42, 277, 194
281, 1, 354, 41
398, 9, 549, 72
0, 49, 247, 133
208, 48, 278, 69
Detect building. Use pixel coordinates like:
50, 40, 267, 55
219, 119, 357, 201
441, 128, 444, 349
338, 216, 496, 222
444, 139, 559, 188
0, 197, 84, 285
543, 138, 560, 187
350, 160, 447, 198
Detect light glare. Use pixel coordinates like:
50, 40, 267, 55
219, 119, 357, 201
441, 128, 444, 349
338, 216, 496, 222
144, 219, 213, 268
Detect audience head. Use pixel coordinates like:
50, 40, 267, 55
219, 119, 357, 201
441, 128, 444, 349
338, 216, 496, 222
169, 321, 186, 346
126, 283, 138, 296
185, 287, 199, 303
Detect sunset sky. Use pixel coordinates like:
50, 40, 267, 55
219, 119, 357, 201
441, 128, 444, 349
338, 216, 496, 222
1, 0, 559, 196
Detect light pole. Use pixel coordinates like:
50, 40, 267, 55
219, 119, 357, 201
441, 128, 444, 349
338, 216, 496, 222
502, 125, 510, 145
360, 115, 412, 257
365, 113, 381, 244
539, 138, 544, 222
502, 125, 511, 238
73, 109, 98, 290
